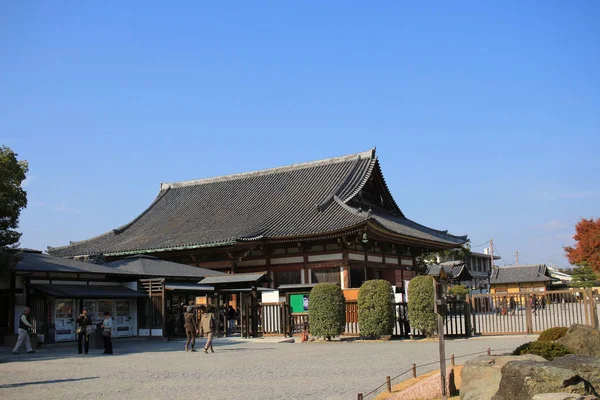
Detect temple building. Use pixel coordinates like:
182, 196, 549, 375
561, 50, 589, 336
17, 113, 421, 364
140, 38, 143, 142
48, 149, 467, 297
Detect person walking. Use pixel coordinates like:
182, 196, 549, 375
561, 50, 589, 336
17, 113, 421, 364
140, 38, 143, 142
13, 307, 35, 354
200, 306, 215, 354
227, 305, 237, 335
100, 311, 113, 354
184, 306, 198, 352
77, 308, 92, 354
509, 296, 517, 316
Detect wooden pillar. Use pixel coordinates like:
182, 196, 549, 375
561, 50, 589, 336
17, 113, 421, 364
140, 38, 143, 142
251, 285, 258, 337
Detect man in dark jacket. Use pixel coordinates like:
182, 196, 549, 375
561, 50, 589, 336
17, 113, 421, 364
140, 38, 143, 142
77, 309, 92, 354
184, 306, 198, 352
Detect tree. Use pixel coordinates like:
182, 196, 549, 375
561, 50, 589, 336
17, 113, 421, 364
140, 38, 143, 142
564, 218, 600, 273
0, 146, 29, 269
308, 283, 345, 340
407, 276, 437, 337
357, 280, 395, 339
448, 284, 470, 300
568, 263, 600, 288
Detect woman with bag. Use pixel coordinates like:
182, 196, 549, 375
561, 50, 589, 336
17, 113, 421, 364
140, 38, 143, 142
100, 311, 113, 354
76, 309, 92, 354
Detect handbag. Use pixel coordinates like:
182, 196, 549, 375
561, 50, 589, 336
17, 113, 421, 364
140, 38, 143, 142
76, 327, 83, 334
102, 330, 112, 338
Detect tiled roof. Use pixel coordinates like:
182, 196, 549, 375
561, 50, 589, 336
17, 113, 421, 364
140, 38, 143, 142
103, 254, 226, 278
428, 263, 473, 281
16, 251, 135, 276
490, 264, 556, 285
48, 149, 466, 258
198, 272, 270, 285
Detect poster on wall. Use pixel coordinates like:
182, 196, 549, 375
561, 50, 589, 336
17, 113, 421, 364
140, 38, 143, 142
290, 294, 309, 313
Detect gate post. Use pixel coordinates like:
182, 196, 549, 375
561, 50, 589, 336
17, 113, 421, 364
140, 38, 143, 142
525, 294, 533, 334
465, 295, 472, 337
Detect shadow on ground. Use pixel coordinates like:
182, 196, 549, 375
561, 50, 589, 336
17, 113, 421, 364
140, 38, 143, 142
0, 376, 99, 389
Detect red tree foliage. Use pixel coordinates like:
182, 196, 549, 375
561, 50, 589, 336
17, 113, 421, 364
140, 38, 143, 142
564, 218, 600, 273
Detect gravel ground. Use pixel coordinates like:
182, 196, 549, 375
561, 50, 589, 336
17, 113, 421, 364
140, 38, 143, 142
0, 335, 535, 400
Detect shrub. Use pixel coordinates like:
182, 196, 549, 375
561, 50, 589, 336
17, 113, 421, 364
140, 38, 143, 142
538, 327, 568, 342
407, 276, 437, 337
358, 280, 395, 339
308, 283, 345, 340
512, 341, 572, 360
448, 285, 469, 300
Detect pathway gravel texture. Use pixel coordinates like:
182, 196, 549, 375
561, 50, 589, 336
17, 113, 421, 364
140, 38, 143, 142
0, 335, 535, 400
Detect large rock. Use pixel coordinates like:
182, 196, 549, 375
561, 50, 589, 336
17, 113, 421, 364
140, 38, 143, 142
532, 394, 598, 400
557, 325, 600, 357
491, 355, 600, 400
460, 355, 546, 400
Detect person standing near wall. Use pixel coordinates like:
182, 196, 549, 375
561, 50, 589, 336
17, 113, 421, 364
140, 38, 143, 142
100, 311, 113, 355
12, 307, 35, 354
77, 309, 92, 354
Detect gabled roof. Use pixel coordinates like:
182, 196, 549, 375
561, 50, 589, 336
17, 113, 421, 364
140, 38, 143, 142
48, 149, 466, 258
428, 263, 473, 282
489, 264, 556, 285
103, 254, 226, 278
16, 251, 135, 276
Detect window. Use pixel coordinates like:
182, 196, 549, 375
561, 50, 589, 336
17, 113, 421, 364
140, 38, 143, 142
350, 268, 366, 288
274, 270, 302, 287
311, 268, 340, 284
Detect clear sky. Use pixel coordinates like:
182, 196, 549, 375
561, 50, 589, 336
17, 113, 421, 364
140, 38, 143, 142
2, 2, 598, 268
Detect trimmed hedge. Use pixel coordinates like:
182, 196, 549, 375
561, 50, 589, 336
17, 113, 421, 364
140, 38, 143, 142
308, 283, 345, 340
537, 327, 568, 342
512, 341, 572, 360
407, 276, 437, 337
358, 280, 395, 339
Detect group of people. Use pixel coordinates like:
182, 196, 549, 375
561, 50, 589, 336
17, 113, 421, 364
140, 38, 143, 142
183, 305, 216, 353
12, 307, 114, 355
75, 309, 113, 355
495, 294, 547, 316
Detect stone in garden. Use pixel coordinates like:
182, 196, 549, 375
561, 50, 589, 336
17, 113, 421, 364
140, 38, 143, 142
460, 355, 546, 400
557, 324, 600, 357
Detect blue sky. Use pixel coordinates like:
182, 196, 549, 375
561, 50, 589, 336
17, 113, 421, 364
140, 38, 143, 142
1, 2, 598, 268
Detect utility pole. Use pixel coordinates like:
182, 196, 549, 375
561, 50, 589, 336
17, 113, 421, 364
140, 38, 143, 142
490, 238, 494, 270
516, 250, 519, 265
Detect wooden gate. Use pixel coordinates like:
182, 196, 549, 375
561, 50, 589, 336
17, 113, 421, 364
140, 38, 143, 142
470, 289, 599, 335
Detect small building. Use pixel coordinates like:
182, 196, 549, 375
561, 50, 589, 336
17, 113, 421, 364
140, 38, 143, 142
2, 250, 225, 343
427, 263, 473, 284
489, 264, 556, 293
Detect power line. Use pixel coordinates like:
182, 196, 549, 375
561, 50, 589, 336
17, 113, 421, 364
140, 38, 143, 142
470, 240, 490, 248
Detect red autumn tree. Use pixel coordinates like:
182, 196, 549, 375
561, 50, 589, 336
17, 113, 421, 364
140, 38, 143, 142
564, 218, 600, 273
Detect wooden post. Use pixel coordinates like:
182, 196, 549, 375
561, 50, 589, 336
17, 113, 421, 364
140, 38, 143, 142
487, 348, 491, 356
412, 363, 417, 378
386, 376, 391, 393
438, 312, 447, 400
451, 354, 455, 366
357, 394, 363, 400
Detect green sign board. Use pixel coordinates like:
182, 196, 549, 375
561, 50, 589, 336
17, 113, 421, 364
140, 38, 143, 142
290, 294, 309, 313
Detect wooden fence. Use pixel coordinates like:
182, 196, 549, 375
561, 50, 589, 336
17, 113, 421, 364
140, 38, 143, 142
258, 289, 599, 338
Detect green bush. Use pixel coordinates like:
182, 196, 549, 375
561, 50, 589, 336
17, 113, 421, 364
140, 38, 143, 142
537, 327, 568, 342
448, 285, 469, 300
358, 280, 395, 339
512, 341, 572, 360
408, 276, 437, 337
308, 283, 346, 340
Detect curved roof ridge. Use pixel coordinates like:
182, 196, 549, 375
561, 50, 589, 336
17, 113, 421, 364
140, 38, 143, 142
401, 216, 469, 240
47, 188, 171, 253
340, 155, 378, 203
161, 148, 376, 190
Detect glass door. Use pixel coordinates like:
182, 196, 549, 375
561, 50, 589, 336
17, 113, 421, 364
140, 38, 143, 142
55, 299, 75, 341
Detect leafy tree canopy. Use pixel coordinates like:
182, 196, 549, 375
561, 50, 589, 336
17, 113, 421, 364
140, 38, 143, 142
568, 263, 600, 288
564, 218, 600, 273
0, 146, 29, 269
